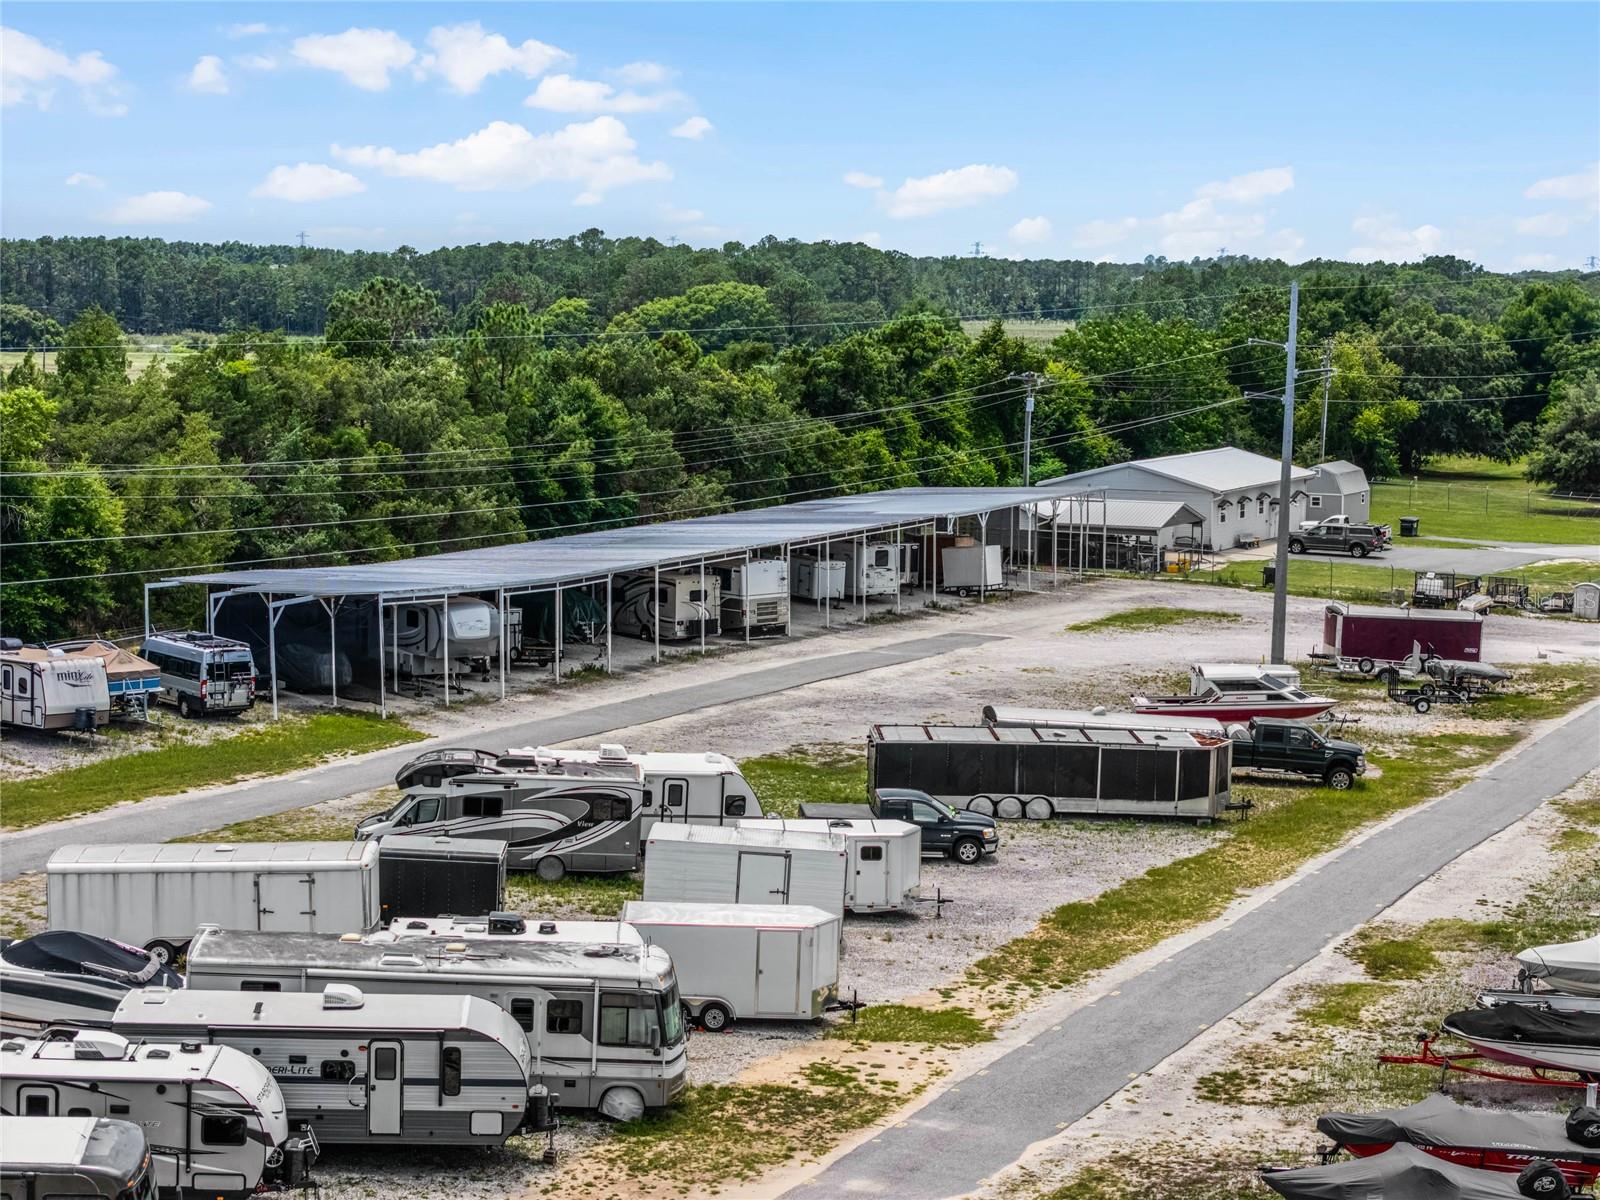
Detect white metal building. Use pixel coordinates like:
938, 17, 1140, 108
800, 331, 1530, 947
1304, 460, 1371, 522
1031, 497, 1209, 553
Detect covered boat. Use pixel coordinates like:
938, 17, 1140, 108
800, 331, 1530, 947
1480, 990, 1600, 1016
1318, 1094, 1600, 1185
0, 931, 182, 1035
47, 639, 160, 720
1133, 663, 1335, 722
1261, 1143, 1561, 1199
1442, 1006, 1600, 1076
1519, 935, 1600, 998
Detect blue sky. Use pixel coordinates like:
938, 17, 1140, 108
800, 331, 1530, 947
2, 3, 1596, 271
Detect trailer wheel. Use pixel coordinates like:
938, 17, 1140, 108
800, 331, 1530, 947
1419, 682, 1437, 698
967, 797, 996, 817
144, 940, 179, 967
535, 856, 567, 883
1357, 658, 1375, 676
1413, 697, 1433, 714
698, 1002, 732, 1032
1024, 797, 1052, 820
1377, 668, 1398, 686
952, 838, 983, 865
1324, 766, 1354, 791
1288, 538, 1306, 554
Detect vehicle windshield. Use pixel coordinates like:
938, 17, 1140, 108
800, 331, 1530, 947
219, 658, 254, 680
660, 982, 685, 1046
925, 797, 959, 820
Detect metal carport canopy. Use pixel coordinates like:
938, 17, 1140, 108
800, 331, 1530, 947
166, 485, 1073, 600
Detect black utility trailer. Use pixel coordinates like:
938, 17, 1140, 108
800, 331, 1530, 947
1386, 679, 1469, 714
1412, 571, 1480, 609
1483, 575, 1531, 610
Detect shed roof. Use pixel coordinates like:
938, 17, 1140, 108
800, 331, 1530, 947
1309, 460, 1369, 492
1043, 446, 1315, 496
1032, 497, 1207, 531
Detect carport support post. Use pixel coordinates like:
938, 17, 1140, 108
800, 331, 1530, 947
1052, 501, 1060, 588
699, 560, 707, 655
377, 594, 386, 720
653, 565, 661, 663
782, 544, 792, 638
894, 525, 901, 614
605, 577, 613, 674
442, 595, 450, 707
859, 534, 867, 623
498, 590, 507, 701
554, 584, 563, 684
929, 524, 937, 605
979, 512, 989, 603
823, 539, 830, 629
743, 550, 751, 646
320, 597, 338, 709
142, 583, 151, 643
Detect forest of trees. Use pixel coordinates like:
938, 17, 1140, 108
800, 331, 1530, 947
1, 233, 1597, 643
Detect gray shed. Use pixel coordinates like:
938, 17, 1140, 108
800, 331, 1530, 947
1575, 581, 1600, 621
1306, 461, 1371, 522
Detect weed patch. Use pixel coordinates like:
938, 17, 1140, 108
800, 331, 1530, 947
504, 871, 642, 918
1067, 606, 1242, 634
1294, 982, 1397, 1028
828, 1004, 992, 1047
742, 747, 866, 818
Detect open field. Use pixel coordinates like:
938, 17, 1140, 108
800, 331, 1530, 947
0, 339, 198, 380
961, 318, 1075, 343
1372, 455, 1600, 544
1184, 555, 1599, 605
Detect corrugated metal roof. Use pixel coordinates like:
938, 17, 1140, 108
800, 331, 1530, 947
1044, 446, 1315, 495
167, 485, 1067, 600
1310, 460, 1369, 491
1032, 497, 1207, 531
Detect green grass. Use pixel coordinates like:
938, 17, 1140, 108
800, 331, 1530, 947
741, 749, 866, 818
828, 1003, 993, 1046
1372, 455, 1600, 544
1185, 556, 1597, 606
1067, 606, 1242, 633
503, 871, 642, 917
1292, 981, 1397, 1029
171, 791, 396, 843
0, 713, 423, 831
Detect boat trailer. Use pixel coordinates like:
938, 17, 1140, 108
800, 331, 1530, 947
1380, 1032, 1600, 1089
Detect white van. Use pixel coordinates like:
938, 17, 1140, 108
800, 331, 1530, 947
139, 631, 256, 718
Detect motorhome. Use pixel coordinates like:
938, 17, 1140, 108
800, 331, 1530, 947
112, 984, 538, 1146
138, 631, 256, 718
47, 842, 381, 964
0, 1032, 314, 1197
182, 928, 686, 1121
620, 902, 840, 1030
738, 818, 921, 913
355, 757, 646, 881
45, 641, 160, 722
790, 555, 845, 603
612, 571, 720, 641
0, 932, 183, 1038
834, 542, 899, 600
0, 643, 111, 732
375, 836, 507, 927
389, 599, 501, 680
642, 824, 850, 916
0, 1116, 158, 1200
714, 559, 790, 636
389, 913, 642, 948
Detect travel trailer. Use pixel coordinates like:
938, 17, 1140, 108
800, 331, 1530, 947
0, 643, 111, 732
0, 1031, 315, 1196
612, 571, 720, 641
790, 555, 845, 603
620, 902, 841, 1030
642, 824, 851, 916
388, 599, 501, 679
182, 928, 686, 1121
0, 932, 183, 1037
739, 818, 921, 913
0, 1116, 158, 1200
112, 983, 539, 1146
714, 559, 790, 636
46, 640, 160, 722
834, 542, 899, 600
356, 757, 647, 881
47, 842, 381, 963
375, 836, 507, 927
139, 631, 256, 717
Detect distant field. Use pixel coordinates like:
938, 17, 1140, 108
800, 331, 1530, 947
960, 319, 1075, 343
1373, 456, 1600, 545
0, 341, 197, 379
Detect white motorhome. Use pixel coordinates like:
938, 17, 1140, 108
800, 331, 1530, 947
0, 1116, 158, 1200
612, 571, 720, 641
0, 644, 111, 732
390, 913, 642, 948
642, 824, 850, 916
112, 983, 538, 1146
0, 1031, 314, 1197
834, 542, 899, 600
183, 927, 687, 1121
714, 559, 790, 636
620, 901, 840, 1030
790, 555, 845, 603
739, 818, 921, 913
389, 598, 501, 679
47, 842, 381, 964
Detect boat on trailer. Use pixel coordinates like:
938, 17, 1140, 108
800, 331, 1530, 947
1131, 663, 1336, 722
0, 932, 183, 1037
1519, 935, 1600, 998
1383, 1007, 1600, 1088
1261, 1142, 1580, 1200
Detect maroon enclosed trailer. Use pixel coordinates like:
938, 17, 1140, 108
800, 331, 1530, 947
1316, 603, 1483, 667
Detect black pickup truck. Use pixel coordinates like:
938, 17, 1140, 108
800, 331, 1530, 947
1288, 519, 1391, 558
799, 789, 1000, 863
1228, 717, 1366, 789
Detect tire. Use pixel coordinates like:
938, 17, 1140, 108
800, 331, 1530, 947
1414, 697, 1433, 714
698, 1002, 732, 1032
1357, 658, 1375, 676
1325, 765, 1354, 791
1377, 668, 1398, 686
967, 797, 996, 817
1350, 544, 1368, 558
1024, 797, 1052, 820
952, 838, 983, 865
1420, 682, 1437, 698
144, 940, 179, 967
1288, 538, 1306, 554
534, 856, 567, 883
1516, 1161, 1570, 1200
597, 1086, 646, 1122
177, 695, 195, 719
996, 796, 1024, 820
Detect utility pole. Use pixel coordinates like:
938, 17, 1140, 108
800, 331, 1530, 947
296, 231, 308, 249
971, 241, 984, 258
1317, 339, 1334, 462
1250, 281, 1301, 664
1008, 372, 1045, 485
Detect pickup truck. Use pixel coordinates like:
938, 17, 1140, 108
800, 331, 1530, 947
799, 789, 1000, 864
1288, 519, 1390, 558
1227, 717, 1366, 789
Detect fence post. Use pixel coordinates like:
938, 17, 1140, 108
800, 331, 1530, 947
1484, 488, 1489, 515
1446, 484, 1451, 511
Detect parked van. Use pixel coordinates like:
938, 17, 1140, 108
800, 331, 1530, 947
642, 824, 850, 916
139, 631, 256, 718
0, 1031, 315, 1196
0, 644, 111, 733
0, 1116, 158, 1200
613, 571, 720, 641
739, 818, 921, 913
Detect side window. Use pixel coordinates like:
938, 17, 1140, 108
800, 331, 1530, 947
17, 676, 28, 696
598, 993, 654, 1047
910, 801, 940, 824
1311, 495, 1323, 509
723, 795, 748, 817
546, 998, 584, 1035
1260, 726, 1285, 745
859, 845, 885, 862
509, 998, 536, 1032
1288, 729, 1314, 749
202, 1115, 247, 1145
402, 797, 440, 826
1218, 505, 1227, 523
1257, 497, 1266, 515
463, 796, 504, 819
320, 1059, 355, 1081
665, 781, 686, 809
372, 1047, 398, 1081
1237, 498, 1248, 518
2, 667, 11, 688
441, 1046, 461, 1096
67, 1107, 92, 1117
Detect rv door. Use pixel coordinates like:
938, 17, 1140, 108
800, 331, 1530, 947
367, 1041, 404, 1135
660, 778, 689, 823
756, 929, 800, 1015
256, 871, 315, 931
736, 852, 789, 904
851, 842, 890, 910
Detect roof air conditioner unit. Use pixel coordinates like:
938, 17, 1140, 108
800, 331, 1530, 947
322, 983, 365, 1010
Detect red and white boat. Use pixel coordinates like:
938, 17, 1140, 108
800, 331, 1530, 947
1442, 1006, 1600, 1077
1131, 663, 1336, 722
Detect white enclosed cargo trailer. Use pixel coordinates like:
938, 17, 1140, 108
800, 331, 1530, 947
940, 544, 1003, 594
642, 824, 850, 916
46, 841, 380, 963
738, 818, 921, 913
790, 556, 846, 603
835, 542, 899, 600
620, 901, 840, 1030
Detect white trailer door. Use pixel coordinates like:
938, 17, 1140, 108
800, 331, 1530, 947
756, 929, 800, 1014
660, 777, 690, 824
736, 852, 789, 904
852, 842, 890, 910
256, 871, 314, 930
367, 1040, 404, 1135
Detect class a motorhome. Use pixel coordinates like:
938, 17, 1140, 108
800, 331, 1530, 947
790, 555, 845, 603
46, 842, 381, 964
182, 928, 686, 1122
0, 642, 111, 733
713, 559, 790, 636
0, 1031, 315, 1197
356, 754, 646, 881
612, 571, 720, 641
111, 983, 538, 1147
389, 913, 643, 949
389, 599, 501, 679
0, 1116, 158, 1200
642, 824, 850, 917
738, 819, 921, 913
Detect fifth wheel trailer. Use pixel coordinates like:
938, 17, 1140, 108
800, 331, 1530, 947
46, 841, 381, 963
1313, 602, 1484, 669
738, 818, 921, 913
620, 901, 841, 1030
642, 824, 850, 916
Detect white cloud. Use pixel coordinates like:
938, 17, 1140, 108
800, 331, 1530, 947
65, 171, 106, 188
237, 53, 278, 71
2, 26, 123, 114
842, 170, 883, 190
251, 162, 365, 202
853, 232, 883, 247
227, 22, 281, 38
612, 61, 672, 86
416, 22, 567, 94
525, 73, 682, 113
1195, 166, 1294, 203
1073, 216, 1139, 249
883, 164, 1017, 219
1524, 164, 1599, 205
333, 116, 670, 200
292, 28, 415, 91
661, 203, 704, 223
1009, 215, 1052, 244
1515, 212, 1575, 237
1512, 252, 1561, 270
105, 190, 211, 224
185, 54, 229, 94
669, 115, 712, 140
1348, 213, 1444, 262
